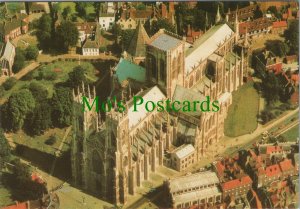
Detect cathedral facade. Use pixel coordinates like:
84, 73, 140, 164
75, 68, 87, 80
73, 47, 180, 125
71, 20, 245, 204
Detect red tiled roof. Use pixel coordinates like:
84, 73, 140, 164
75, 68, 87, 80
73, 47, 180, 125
283, 13, 288, 19
2, 202, 28, 209
215, 161, 225, 176
222, 176, 252, 191
272, 21, 287, 28
265, 164, 281, 177
279, 159, 294, 172
266, 62, 282, 74
266, 146, 282, 154
239, 18, 272, 35
31, 173, 44, 184
290, 90, 299, 104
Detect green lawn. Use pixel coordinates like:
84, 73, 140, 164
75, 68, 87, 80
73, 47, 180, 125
281, 126, 299, 142
0, 187, 14, 207
12, 128, 70, 155
224, 82, 259, 137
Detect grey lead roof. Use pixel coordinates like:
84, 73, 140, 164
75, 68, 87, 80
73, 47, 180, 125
150, 33, 181, 51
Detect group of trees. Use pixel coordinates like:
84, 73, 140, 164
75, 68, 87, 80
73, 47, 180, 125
35, 14, 79, 53
284, 20, 299, 55
12, 46, 39, 73
1, 65, 88, 136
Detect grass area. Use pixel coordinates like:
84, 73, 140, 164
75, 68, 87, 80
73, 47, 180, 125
11, 128, 69, 155
224, 82, 260, 137
12, 34, 38, 50
0, 61, 98, 104
57, 2, 95, 22
281, 126, 299, 142
0, 187, 14, 207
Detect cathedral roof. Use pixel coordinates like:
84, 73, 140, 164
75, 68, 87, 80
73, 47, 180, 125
127, 23, 150, 58
185, 23, 234, 74
127, 86, 166, 129
173, 144, 195, 159
115, 58, 146, 83
149, 29, 183, 51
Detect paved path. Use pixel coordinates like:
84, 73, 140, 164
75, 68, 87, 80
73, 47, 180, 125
0, 62, 39, 85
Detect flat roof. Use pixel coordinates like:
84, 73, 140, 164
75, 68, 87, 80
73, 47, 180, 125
169, 171, 220, 194
150, 33, 181, 51
173, 186, 221, 204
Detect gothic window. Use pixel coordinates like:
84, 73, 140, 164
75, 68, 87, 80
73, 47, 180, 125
160, 59, 166, 83
189, 75, 194, 88
177, 52, 182, 75
92, 151, 103, 174
206, 63, 216, 82
149, 54, 157, 79
196, 70, 201, 82
172, 57, 177, 79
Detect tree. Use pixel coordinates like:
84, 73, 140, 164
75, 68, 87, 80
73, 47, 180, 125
93, 2, 101, 18
75, 2, 87, 19
67, 66, 86, 88
253, 5, 263, 19
5, 89, 35, 131
0, 129, 11, 167
267, 6, 281, 19
25, 101, 52, 136
121, 29, 135, 50
25, 45, 39, 60
28, 81, 48, 102
62, 6, 71, 20
262, 72, 280, 104
3, 77, 17, 91
12, 48, 25, 73
112, 24, 122, 42
35, 14, 53, 51
9, 159, 47, 200
55, 21, 79, 52
265, 40, 289, 57
284, 20, 299, 54
51, 87, 73, 128
151, 19, 176, 36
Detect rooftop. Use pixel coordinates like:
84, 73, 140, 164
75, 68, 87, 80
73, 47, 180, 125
168, 171, 219, 194
173, 186, 221, 204
149, 32, 182, 51
222, 175, 252, 191
172, 144, 195, 159
127, 86, 166, 128
115, 58, 146, 83
127, 23, 150, 57
185, 23, 234, 74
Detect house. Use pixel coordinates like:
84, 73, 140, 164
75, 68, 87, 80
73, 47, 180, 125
0, 40, 15, 77
226, 4, 256, 23
117, 7, 152, 30
239, 18, 272, 38
186, 24, 203, 44
279, 159, 297, 178
170, 144, 195, 171
0, 14, 29, 42
75, 22, 97, 43
257, 164, 282, 187
221, 175, 253, 198
271, 21, 287, 34
164, 171, 221, 209
82, 40, 99, 56
99, 13, 115, 31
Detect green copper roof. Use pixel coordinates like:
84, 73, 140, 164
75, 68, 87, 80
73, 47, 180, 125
115, 58, 146, 83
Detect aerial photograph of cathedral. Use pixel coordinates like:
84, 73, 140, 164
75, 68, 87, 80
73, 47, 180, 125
0, 1, 299, 209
